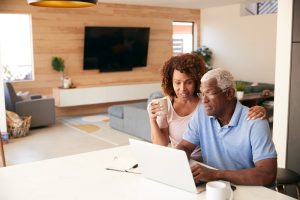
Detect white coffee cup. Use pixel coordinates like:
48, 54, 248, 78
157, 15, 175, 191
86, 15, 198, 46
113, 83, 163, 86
151, 97, 168, 116
206, 181, 232, 200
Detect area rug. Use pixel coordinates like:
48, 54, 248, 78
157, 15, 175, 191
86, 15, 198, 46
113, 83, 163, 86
72, 124, 100, 133
59, 114, 137, 146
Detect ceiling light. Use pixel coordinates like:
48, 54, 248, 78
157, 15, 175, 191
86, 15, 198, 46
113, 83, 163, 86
27, 0, 98, 8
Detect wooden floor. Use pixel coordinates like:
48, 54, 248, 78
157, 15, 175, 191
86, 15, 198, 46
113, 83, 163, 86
2, 120, 133, 166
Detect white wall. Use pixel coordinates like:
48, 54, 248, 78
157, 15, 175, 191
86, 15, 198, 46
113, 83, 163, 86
200, 4, 277, 83
272, 0, 293, 168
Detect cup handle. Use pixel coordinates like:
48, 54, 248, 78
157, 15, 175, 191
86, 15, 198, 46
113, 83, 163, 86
228, 187, 233, 200
224, 182, 234, 200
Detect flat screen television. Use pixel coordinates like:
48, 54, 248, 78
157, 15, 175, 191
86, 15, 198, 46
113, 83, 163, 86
83, 26, 150, 72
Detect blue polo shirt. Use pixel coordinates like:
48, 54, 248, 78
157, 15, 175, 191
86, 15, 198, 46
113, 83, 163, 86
182, 101, 277, 170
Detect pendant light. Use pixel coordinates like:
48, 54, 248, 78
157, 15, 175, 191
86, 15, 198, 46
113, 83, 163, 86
27, 0, 98, 8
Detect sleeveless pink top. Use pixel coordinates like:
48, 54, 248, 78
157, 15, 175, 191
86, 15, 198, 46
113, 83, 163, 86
156, 97, 201, 160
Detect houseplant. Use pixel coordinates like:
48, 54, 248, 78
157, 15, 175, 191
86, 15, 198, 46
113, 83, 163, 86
51, 56, 65, 88
236, 81, 246, 100
192, 46, 213, 71
1, 64, 13, 81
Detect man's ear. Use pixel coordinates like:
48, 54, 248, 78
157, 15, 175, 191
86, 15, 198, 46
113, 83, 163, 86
226, 88, 236, 100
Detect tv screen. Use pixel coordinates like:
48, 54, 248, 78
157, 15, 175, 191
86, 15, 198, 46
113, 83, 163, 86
83, 27, 150, 72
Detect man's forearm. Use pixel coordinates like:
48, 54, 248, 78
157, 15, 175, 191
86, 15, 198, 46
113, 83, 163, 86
214, 159, 277, 185
176, 140, 196, 159
215, 168, 275, 185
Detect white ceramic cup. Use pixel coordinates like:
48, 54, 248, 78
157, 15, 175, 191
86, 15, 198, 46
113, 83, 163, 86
151, 97, 168, 116
206, 181, 231, 200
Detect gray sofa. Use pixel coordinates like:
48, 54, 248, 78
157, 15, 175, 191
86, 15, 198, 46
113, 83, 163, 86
108, 91, 163, 142
4, 82, 56, 128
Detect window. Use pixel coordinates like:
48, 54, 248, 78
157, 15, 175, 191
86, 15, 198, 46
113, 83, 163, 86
0, 14, 34, 81
172, 22, 194, 56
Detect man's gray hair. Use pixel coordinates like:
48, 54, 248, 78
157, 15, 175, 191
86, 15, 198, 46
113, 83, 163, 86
201, 68, 236, 90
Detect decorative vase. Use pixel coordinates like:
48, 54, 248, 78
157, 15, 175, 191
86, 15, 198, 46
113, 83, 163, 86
237, 91, 244, 100
63, 77, 71, 89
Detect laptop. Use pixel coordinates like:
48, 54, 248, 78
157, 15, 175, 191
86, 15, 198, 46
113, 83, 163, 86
129, 139, 205, 193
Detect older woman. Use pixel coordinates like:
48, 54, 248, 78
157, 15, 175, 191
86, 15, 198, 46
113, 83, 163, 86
148, 53, 266, 161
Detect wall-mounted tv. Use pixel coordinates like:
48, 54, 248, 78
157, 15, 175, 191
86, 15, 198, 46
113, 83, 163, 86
83, 26, 150, 72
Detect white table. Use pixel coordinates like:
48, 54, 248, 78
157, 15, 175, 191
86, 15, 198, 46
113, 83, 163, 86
0, 146, 296, 200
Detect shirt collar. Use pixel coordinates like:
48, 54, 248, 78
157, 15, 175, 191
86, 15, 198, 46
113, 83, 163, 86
209, 100, 243, 127
228, 101, 243, 127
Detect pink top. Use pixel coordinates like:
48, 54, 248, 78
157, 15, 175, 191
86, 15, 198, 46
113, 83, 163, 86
156, 97, 201, 160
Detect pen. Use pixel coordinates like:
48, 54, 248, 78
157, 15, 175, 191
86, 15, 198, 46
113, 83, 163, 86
105, 168, 141, 174
129, 164, 138, 169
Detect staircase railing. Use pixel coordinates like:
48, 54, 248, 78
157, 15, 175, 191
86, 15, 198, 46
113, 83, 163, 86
243, 0, 277, 15
257, 0, 277, 15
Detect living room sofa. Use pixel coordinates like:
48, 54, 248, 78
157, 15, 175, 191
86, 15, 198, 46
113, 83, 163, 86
108, 91, 163, 142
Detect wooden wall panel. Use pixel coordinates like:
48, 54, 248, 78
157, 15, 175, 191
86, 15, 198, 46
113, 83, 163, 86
0, 0, 200, 116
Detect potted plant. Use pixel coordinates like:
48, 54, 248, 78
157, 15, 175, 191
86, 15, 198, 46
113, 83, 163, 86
236, 81, 246, 100
192, 46, 213, 71
1, 64, 13, 81
51, 56, 65, 88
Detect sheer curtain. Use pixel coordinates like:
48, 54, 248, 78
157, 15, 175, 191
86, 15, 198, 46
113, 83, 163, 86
0, 14, 34, 82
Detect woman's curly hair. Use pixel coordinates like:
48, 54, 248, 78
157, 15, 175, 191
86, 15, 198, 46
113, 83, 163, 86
161, 53, 206, 98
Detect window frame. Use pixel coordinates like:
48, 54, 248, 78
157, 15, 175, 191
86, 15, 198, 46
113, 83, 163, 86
172, 21, 195, 55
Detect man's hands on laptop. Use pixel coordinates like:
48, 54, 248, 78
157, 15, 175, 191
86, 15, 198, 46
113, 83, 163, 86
191, 164, 217, 182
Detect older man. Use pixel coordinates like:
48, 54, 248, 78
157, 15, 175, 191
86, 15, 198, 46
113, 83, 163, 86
176, 68, 277, 186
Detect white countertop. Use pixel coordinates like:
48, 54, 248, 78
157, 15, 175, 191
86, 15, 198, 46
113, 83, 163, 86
0, 145, 296, 200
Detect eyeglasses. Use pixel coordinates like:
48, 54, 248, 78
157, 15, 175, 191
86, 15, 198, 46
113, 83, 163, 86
197, 88, 228, 99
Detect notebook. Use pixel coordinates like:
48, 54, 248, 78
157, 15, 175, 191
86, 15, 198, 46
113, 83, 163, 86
129, 139, 205, 193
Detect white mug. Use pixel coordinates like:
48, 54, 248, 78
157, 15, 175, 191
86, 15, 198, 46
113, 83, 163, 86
206, 181, 232, 200
151, 97, 168, 116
